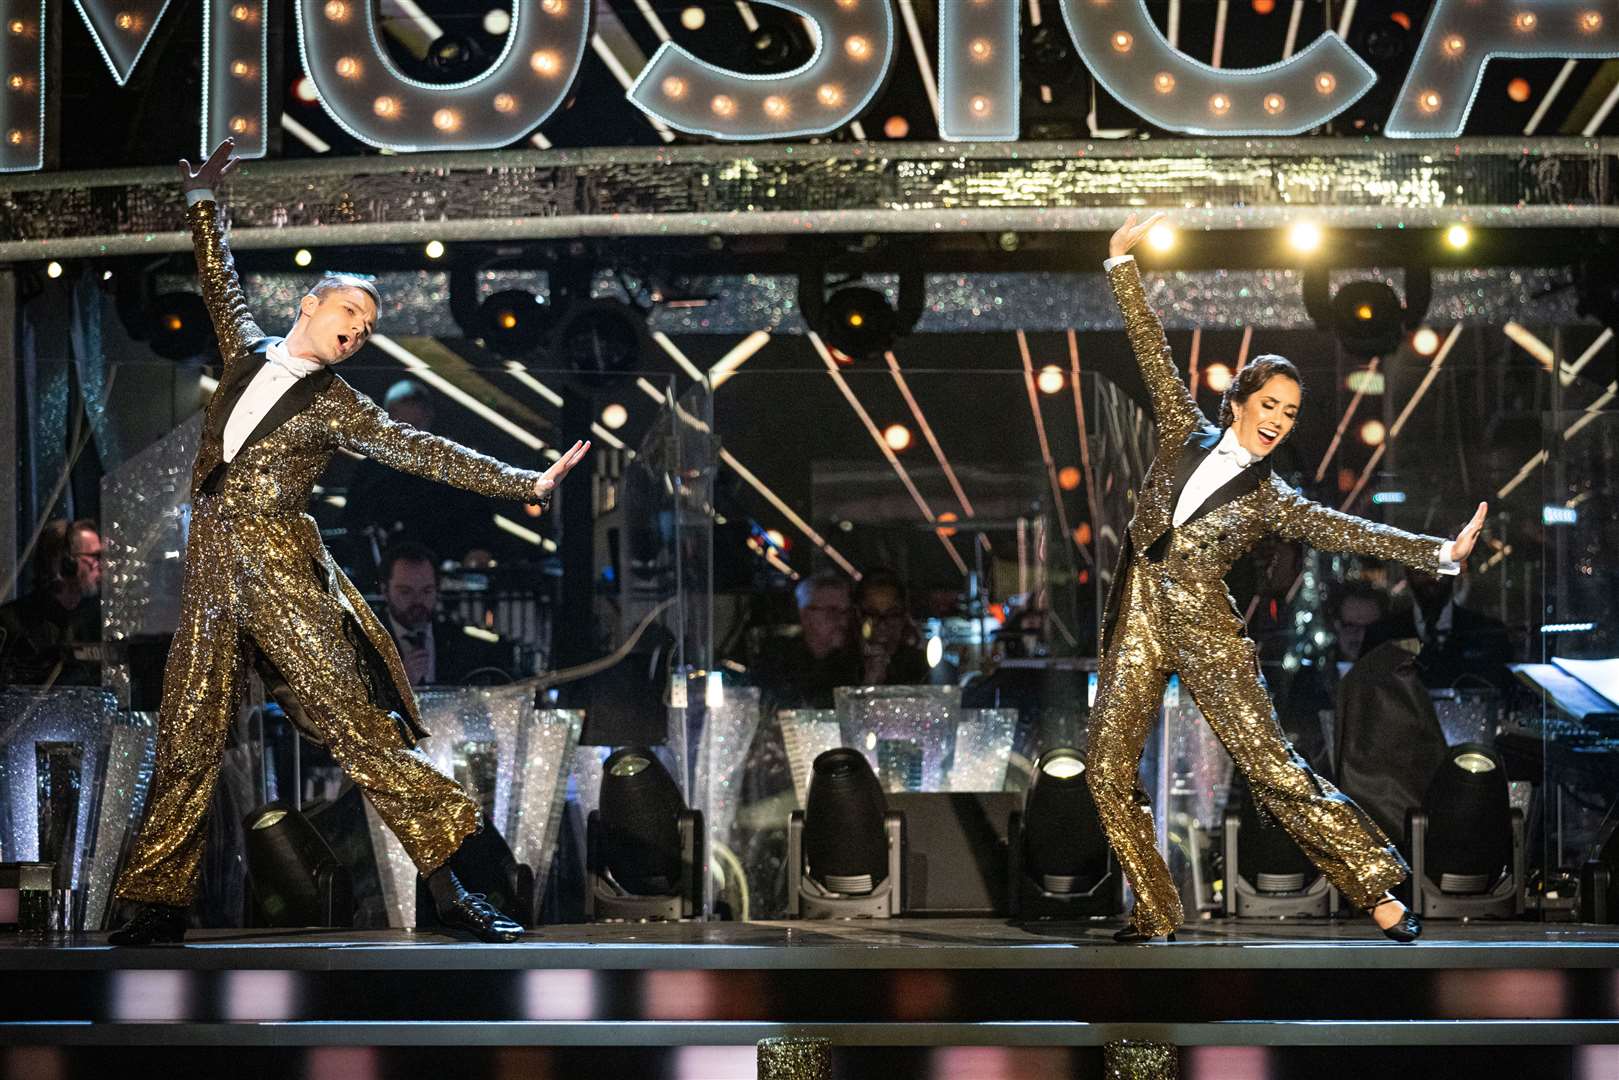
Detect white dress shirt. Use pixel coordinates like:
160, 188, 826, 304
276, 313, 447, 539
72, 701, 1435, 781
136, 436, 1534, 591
221, 339, 324, 462
1103, 253, 1459, 574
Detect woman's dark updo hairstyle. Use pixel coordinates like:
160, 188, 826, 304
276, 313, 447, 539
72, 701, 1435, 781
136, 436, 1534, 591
1218, 354, 1305, 429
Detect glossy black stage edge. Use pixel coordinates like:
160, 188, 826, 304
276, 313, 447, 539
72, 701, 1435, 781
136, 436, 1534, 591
0, 920, 1614, 1048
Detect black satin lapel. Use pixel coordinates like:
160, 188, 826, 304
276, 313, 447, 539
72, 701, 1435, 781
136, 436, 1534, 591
239, 365, 335, 454
1183, 454, 1274, 526
1171, 428, 1222, 507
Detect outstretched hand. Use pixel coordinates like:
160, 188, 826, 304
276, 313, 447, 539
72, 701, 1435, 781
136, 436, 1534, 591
178, 138, 240, 194
1449, 501, 1488, 562
535, 439, 591, 501
1110, 212, 1167, 259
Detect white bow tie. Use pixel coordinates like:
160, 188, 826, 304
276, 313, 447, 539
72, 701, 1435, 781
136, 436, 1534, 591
1216, 439, 1255, 468
266, 342, 324, 378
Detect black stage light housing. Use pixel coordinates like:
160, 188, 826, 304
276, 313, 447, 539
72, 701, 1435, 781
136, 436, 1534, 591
798, 265, 924, 362
803, 747, 889, 894
1303, 268, 1431, 360
478, 288, 550, 357
1006, 748, 1122, 920
1020, 748, 1109, 896
149, 291, 214, 360
551, 299, 648, 380
242, 800, 354, 928
1408, 741, 1524, 919
599, 747, 686, 895
1234, 782, 1315, 895
587, 747, 704, 921
1422, 742, 1512, 894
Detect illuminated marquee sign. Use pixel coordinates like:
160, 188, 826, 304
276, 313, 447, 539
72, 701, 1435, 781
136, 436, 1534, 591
3, 0, 1618, 173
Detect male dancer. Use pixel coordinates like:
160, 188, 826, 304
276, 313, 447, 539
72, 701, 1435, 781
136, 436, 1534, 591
109, 139, 590, 944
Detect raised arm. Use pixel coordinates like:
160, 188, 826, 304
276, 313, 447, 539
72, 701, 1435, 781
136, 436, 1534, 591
180, 139, 264, 370
331, 382, 590, 509
1105, 213, 1203, 445
1271, 481, 1487, 575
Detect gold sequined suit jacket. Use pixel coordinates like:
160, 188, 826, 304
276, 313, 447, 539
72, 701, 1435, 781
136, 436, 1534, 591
1088, 258, 1447, 932
184, 198, 545, 742
114, 201, 546, 905
1100, 259, 1444, 656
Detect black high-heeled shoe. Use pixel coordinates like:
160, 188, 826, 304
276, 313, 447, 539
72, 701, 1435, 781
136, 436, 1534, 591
1368, 897, 1422, 943
1113, 923, 1176, 944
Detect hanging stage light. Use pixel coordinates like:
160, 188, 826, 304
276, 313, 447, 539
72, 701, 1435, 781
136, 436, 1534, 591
425, 31, 488, 81
477, 288, 549, 357
587, 746, 704, 920
148, 291, 214, 360
242, 800, 355, 928
789, 747, 903, 918
1006, 748, 1120, 920
1409, 741, 1523, 919
1303, 267, 1432, 360
799, 264, 924, 362
550, 299, 649, 381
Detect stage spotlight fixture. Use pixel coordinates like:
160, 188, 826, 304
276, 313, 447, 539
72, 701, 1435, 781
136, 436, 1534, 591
1019, 749, 1109, 895
243, 800, 355, 927
426, 31, 488, 79
1581, 819, 1619, 923
747, 20, 808, 73
1037, 364, 1065, 395
1287, 221, 1324, 254
1223, 774, 1329, 917
883, 114, 909, 139
1574, 257, 1619, 334
149, 291, 213, 360
45, 259, 62, 278
1444, 224, 1471, 251
1146, 221, 1176, 252
680, 5, 704, 31
1204, 362, 1233, 393
601, 402, 628, 429
1008, 748, 1120, 919
294, 248, 313, 267
482, 7, 510, 34
478, 288, 548, 357
550, 298, 648, 380
823, 286, 897, 359
805, 748, 888, 894
882, 423, 912, 452
587, 746, 704, 920
1359, 418, 1386, 445
790, 747, 903, 917
1411, 327, 1441, 355
1409, 742, 1524, 918
1329, 280, 1404, 358
424, 240, 445, 259
1422, 743, 1512, 894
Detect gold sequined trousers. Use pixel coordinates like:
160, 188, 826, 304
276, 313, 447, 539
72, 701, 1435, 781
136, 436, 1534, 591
1088, 561, 1408, 936
115, 498, 479, 906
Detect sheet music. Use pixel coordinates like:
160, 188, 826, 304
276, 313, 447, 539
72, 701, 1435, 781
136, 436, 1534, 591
1551, 657, 1619, 713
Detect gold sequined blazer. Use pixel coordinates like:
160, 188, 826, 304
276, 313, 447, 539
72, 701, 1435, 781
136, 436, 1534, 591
183, 198, 545, 740
1100, 258, 1445, 655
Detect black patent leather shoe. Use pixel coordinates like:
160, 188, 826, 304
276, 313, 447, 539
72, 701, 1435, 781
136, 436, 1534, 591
1369, 899, 1422, 943
437, 893, 523, 943
108, 903, 188, 946
1113, 923, 1176, 943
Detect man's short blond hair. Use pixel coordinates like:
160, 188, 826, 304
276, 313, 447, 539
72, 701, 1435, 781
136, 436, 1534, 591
305, 273, 381, 311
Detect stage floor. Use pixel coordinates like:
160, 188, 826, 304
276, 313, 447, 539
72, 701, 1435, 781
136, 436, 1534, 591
7, 917, 1619, 970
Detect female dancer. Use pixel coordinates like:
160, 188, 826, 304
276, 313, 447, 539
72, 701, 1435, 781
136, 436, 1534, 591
1092, 213, 1487, 943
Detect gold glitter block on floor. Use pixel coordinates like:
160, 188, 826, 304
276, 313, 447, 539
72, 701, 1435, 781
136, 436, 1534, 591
1104, 1039, 1178, 1080
757, 1037, 833, 1080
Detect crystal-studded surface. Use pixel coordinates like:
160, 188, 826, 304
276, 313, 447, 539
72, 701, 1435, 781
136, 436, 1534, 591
836, 686, 962, 794
5, 140, 1612, 259
778, 710, 842, 810
100, 413, 203, 647
363, 686, 575, 928
694, 687, 762, 876
948, 709, 1017, 793
0, 689, 153, 929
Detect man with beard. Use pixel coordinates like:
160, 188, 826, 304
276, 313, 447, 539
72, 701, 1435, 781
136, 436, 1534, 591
0, 518, 104, 686
378, 542, 514, 686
